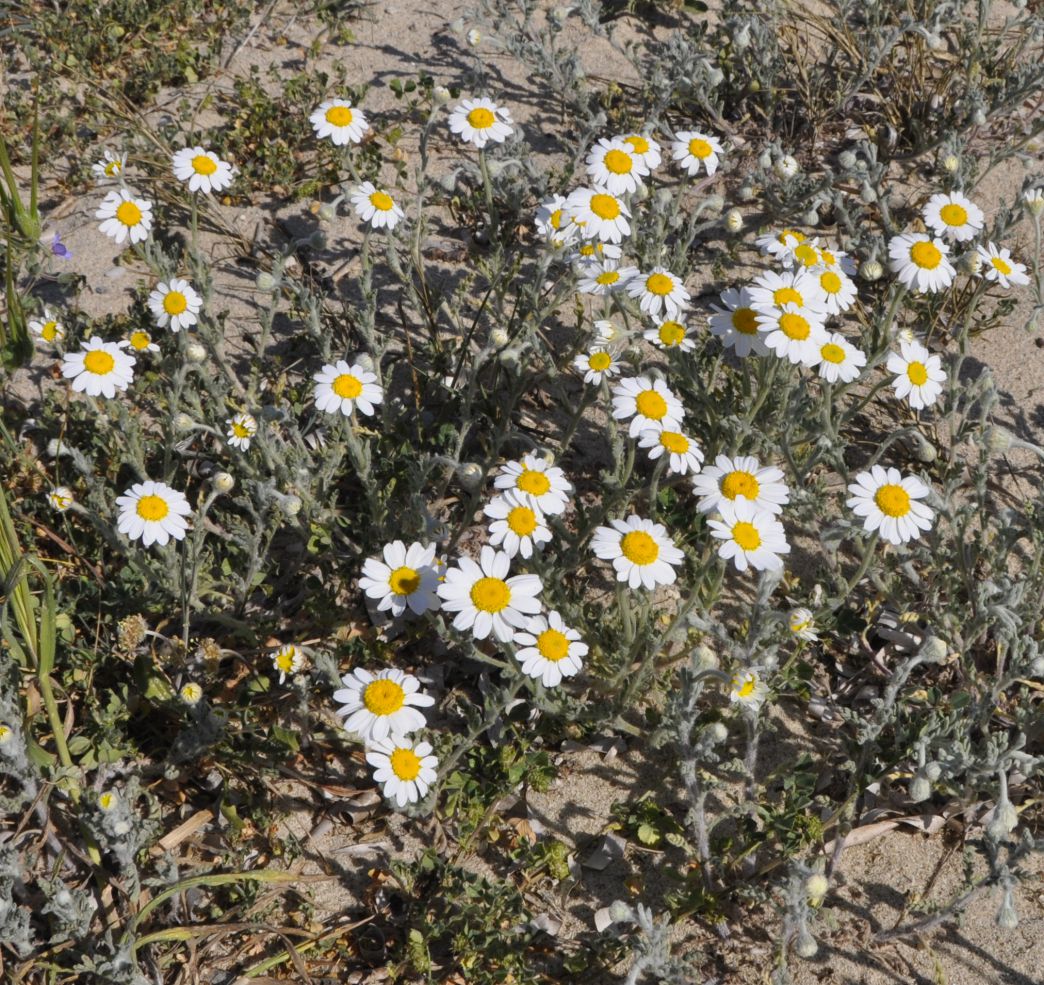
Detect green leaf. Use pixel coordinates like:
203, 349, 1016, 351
637, 823, 660, 846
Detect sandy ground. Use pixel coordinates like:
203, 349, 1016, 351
4, 1, 1044, 982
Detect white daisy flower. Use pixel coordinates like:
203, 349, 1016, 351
708, 500, 790, 573
148, 278, 202, 333
729, 670, 770, 712
618, 132, 662, 170
126, 329, 159, 354
591, 515, 684, 590
116, 480, 191, 547
570, 240, 622, 265
708, 287, 768, 357
755, 303, 828, 366
886, 339, 945, 410
333, 667, 435, 742
29, 307, 64, 345
535, 194, 576, 247
310, 99, 369, 146
565, 186, 631, 244
484, 492, 552, 560
809, 266, 858, 314
812, 332, 866, 384
96, 189, 152, 245
644, 319, 695, 352
755, 228, 808, 263
313, 360, 383, 417
359, 541, 441, 617
627, 267, 690, 321
366, 736, 439, 808
691, 454, 790, 516
226, 413, 258, 450
573, 347, 620, 385
611, 376, 685, 437
888, 233, 955, 293
671, 130, 724, 176
577, 260, 638, 296
493, 454, 572, 516
922, 191, 984, 242
585, 136, 649, 195
637, 427, 704, 476
60, 337, 135, 398
976, 242, 1030, 288
448, 98, 513, 148
748, 269, 825, 315
513, 611, 588, 687
814, 243, 858, 275
788, 608, 818, 642
437, 545, 543, 642
48, 487, 74, 512
786, 240, 824, 270
92, 150, 126, 182
846, 465, 934, 546
272, 644, 307, 684
171, 147, 234, 195
351, 181, 404, 230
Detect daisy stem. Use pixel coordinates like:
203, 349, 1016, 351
557, 383, 595, 455
616, 581, 636, 646
1032, 212, 1043, 307
189, 192, 200, 259
478, 150, 499, 237
647, 456, 667, 516
840, 531, 879, 598
437, 671, 526, 783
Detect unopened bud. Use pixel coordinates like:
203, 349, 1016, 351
280, 494, 303, 516
1022, 189, 1044, 216
433, 85, 452, 105
775, 155, 799, 178
838, 150, 858, 170
724, 208, 744, 233
318, 202, 337, 223
806, 874, 829, 905
694, 643, 718, 670
860, 259, 884, 281
732, 23, 751, 49
706, 721, 729, 744
996, 889, 1018, 929
456, 462, 484, 492
960, 250, 983, 275
185, 341, 207, 363
738, 183, 755, 202
910, 774, 931, 803
352, 352, 376, 372
987, 801, 1018, 841
466, 28, 481, 46
489, 327, 509, 348
859, 181, 877, 204
174, 413, 196, 432
941, 154, 960, 173
498, 346, 522, 370
255, 271, 277, 291
794, 927, 818, 958
919, 636, 948, 663
212, 472, 235, 494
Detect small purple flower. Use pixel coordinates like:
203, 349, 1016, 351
51, 232, 71, 260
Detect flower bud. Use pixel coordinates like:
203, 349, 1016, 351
180, 682, 203, 705
466, 28, 482, 46
732, 23, 751, 48
280, 494, 303, 516
941, 154, 960, 173
594, 319, 620, 343
972, 108, 987, 126
794, 927, 818, 958
318, 202, 337, 223
960, 250, 983, 275
996, 893, 1018, 929
1029, 656, 1044, 677
806, 874, 829, 905
859, 181, 877, 204
738, 183, 755, 202
498, 346, 522, 370
924, 762, 943, 781
456, 462, 484, 492
212, 472, 235, 494
803, 208, 819, 226
694, 643, 718, 669
919, 636, 948, 663
860, 259, 883, 281
433, 85, 452, 105
0, 723, 14, 747
174, 412, 196, 432
185, 342, 207, 363
1022, 189, 1044, 216
255, 271, 277, 291
352, 352, 376, 372
724, 208, 744, 233
910, 774, 931, 803
838, 150, 858, 170
758, 150, 773, 170
987, 801, 1018, 841
489, 327, 509, 348
706, 721, 729, 744
47, 438, 70, 458
775, 155, 799, 178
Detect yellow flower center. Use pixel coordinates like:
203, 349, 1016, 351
906, 361, 928, 386
820, 249, 837, 266
191, 154, 217, 176
116, 201, 142, 227
232, 421, 252, 438
83, 349, 115, 375
778, 312, 811, 340
820, 342, 846, 364
596, 270, 620, 285
731, 307, 758, 335
620, 530, 659, 565
646, 273, 675, 296
41, 321, 59, 341
659, 431, 689, 454
938, 203, 968, 226
370, 190, 394, 211
625, 135, 649, 154
578, 243, 597, 257
390, 746, 422, 780
99, 792, 116, 811
721, 470, 760, 501
819, 271, 842, 294
773, 286, 803, 307
389, 566, 421, 595
363, 678, 406, 715
136, 494, 170, 522
874, 484, 911, 517
635, 389, 668, 420
736, 675, 757, 698
466, 107, 496, 129
129, 331, 151, 350
470, 576, 511, 613
325, 105, 354, 127
276, 648, 299, 672
910, 240, 942, 270
603, 148, 633, 174
333, 373, 363, 399
991, 256, 1012, 275
589, 193, 621, 220
779, 229, 805, 244
588, 351, 611, 371
536, 628, 570, 662
549, 208, 564, 230
104, 160, 121, 176
516, 468, 551, 496
163, 291, 188, 315
506, 505, 538, 536
688, 138, 712, 159
731, 521, 762, 551
658, 321, 686, 346
792, 243, 820, 267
